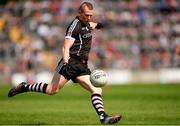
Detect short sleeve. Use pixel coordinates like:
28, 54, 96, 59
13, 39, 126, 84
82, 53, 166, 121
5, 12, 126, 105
65, 19, 79, 41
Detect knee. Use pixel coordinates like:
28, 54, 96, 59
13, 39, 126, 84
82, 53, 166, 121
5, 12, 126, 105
46, 85, 59, 95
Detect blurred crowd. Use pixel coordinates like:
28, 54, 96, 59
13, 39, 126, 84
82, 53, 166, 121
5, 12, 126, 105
0, 0, 179, 78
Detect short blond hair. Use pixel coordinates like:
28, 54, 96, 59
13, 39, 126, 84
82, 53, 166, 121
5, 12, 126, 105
79, 2, 93, 13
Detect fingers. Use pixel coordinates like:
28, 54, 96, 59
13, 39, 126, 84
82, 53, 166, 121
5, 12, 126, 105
88, 22, 97, 30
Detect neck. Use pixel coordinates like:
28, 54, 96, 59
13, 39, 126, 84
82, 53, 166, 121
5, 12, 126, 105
78, 16, 89, 26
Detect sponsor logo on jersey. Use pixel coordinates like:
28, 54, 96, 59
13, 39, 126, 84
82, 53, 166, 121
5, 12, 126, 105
82, 33, 92, 38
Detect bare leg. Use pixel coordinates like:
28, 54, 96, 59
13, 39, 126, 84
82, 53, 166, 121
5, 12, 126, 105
46, 72, 69, 95
76, 75, 102, 94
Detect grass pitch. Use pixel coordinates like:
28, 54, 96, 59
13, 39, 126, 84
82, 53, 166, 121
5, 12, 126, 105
0, 83, 180, 125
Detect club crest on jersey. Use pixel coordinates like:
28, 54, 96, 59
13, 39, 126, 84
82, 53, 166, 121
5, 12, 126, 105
82, 27, 89, 31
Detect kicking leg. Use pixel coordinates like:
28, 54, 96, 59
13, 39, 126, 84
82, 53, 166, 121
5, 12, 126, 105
46, 72, 69, 95
76, 75, 121, 124
8, 72, 69, 97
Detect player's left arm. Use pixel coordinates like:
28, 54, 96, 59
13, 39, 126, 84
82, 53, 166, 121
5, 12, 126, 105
88, 22, 104, 30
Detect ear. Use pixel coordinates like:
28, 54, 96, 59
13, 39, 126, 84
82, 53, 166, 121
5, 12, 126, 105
78, 7, 83, 14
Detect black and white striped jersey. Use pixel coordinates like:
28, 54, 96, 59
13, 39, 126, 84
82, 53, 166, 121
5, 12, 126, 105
65, 16, 92, 60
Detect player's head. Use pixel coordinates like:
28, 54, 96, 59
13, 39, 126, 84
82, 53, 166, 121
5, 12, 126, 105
78, 2, 94, 22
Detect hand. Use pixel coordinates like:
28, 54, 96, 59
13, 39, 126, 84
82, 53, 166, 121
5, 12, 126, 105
88, 22, 97, 30
62, 62, 71, 72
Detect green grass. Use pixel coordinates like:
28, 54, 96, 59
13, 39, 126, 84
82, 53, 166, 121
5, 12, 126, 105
0, 83, 180, 125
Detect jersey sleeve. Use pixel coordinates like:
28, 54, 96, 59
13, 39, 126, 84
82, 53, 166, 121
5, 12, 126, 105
65, 19, 79, 41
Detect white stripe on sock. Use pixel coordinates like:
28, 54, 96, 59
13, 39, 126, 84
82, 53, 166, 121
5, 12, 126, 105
98, 108, 104, 112
95, 104, 104, 109
32, 84, 36, 91
29, 85, 32, 91
92, 96, 102, 101
40, 83, 44, 92
93, 100, 103, 105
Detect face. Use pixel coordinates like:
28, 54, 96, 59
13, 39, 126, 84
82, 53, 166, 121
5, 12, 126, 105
80, 6, 93, 23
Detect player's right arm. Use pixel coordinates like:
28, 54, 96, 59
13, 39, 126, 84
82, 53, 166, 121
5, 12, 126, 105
62, 38, 74, 64
63, 18, 79, 64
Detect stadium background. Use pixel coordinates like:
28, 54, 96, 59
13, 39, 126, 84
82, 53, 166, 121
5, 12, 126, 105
0, 0, 179, 85
0, 0, 180, 125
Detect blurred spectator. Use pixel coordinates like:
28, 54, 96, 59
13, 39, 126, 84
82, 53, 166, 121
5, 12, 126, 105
0, 0, 179, 78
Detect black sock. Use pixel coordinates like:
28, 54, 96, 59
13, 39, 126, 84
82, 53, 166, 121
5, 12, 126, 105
91, 94, 106, 120
25, 82, 48, 93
